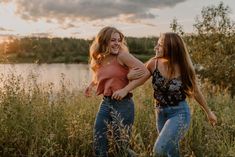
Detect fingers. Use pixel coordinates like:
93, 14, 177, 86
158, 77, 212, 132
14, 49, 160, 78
207, 111, 217, 127
132, 67, 143, 73
111, 93, 116, 99
211, 121, 216, 126
112, 94, 122, 100
84, 87, 92, 97
128, 67, 145, 80
210, 119, 216, 126
137, 72, 144, 77
111, 92, 124, 100
84, 91, 91, 97
132, 67, 141, 70
84, 90, 88, 97
209, 116, 217, 127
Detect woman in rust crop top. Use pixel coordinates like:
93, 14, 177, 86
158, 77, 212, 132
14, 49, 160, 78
128, 32, 217, 157
84, 26, 149, 157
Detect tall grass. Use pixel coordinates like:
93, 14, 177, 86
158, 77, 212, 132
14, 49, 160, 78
0, 73, 234, 157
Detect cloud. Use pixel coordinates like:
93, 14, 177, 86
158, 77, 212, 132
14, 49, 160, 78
118, 12, 156, 23
0, 27, 13, 32
0, 33, 18, 40
30, 32, 53, 37
60, 23, 77, 30
91, 23, 106, 28
71, 32, 81, 35
143, 23, 157, 27
0, 33, 13, 37
0, 0, 11, 3
3, 0, 187, 23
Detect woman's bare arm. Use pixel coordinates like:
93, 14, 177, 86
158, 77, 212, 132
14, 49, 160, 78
84, 71, 97, 97
193, 83, 217, 126
111, 52, 150, 100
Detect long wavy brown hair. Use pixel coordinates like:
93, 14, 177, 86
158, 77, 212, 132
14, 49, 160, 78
161, 32, 196, 96
89, 26, 128, 72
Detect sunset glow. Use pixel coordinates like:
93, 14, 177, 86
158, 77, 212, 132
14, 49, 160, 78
0, 0, 234, 39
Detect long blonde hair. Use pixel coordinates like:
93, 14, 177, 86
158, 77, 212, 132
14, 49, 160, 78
161, 32, 196, 96
89, 26, 128, 71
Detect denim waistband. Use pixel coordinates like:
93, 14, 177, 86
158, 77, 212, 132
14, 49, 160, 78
155, 99, 186, 108
104, 93, 133, 100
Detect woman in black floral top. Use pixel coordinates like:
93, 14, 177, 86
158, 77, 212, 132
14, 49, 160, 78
128, 32, 217, 157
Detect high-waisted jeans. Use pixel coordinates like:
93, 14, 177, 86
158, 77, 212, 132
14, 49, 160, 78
93, 96, 135, 157
153, 100, 191, 157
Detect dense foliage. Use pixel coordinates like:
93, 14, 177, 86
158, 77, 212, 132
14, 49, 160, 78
183, 2, 235, 96
0, 37, 91, 63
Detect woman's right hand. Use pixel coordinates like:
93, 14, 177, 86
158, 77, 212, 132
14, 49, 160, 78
127, 67, 146, 80
207, 110, 217, 126
84, 86, 92, 97
84, 82, 96, 97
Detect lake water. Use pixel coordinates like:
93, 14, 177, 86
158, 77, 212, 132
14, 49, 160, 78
0, 63, 92, 91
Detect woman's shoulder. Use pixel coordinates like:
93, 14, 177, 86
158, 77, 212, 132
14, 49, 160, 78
117, 50, 136, 63
146, 57, 157, 73
146, 57, 156, 67
117, 50, 130, 57
116, 50, 132, 66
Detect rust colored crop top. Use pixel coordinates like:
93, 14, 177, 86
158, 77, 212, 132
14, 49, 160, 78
96, 57, 129, 96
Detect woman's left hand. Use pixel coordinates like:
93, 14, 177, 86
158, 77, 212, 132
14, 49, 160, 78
127, 67, 145, 80
111, 89, 128, 100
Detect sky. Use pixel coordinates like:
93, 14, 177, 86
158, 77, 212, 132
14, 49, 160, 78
0, 0, 234, 40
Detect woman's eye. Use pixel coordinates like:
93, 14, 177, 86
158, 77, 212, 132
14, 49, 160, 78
110, 39, 121, 42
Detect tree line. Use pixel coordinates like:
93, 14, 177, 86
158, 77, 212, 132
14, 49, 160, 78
0, 36, 158, 63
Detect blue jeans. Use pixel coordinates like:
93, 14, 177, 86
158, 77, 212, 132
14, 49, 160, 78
153, 100, 190, 157
93, 96, 135, 157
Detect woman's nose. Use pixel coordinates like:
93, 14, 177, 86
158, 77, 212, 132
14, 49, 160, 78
115, 40, 119, 45
154, 45, 157, 50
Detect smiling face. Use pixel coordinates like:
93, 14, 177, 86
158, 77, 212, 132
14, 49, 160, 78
90, 26, 126, 63
154, 35, 164, 57
109, 32, 122, 55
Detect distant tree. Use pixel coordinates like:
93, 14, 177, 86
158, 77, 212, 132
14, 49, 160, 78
194, 2, 234, 35
126, 37, 156, 55
170, 18, 184, 35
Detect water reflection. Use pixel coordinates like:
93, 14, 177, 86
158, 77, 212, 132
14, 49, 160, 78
0, 63, 91, 91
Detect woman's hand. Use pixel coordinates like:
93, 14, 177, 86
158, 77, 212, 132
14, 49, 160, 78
84, 86, 92, 97
207, 110, 217, 126
193, 83, 217, 127
111, 88, 128, 100
127, 67, 146, 81
84, 82, 96, 97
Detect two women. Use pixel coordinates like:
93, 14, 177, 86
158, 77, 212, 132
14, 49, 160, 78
85, 27, 217, 157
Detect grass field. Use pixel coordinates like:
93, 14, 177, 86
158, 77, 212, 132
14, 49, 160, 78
0, 73, 234, 157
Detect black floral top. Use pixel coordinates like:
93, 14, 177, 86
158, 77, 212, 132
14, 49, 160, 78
152, 68, 186, 106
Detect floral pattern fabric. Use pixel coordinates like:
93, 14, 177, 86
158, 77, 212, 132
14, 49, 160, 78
152, 69, 186, 106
